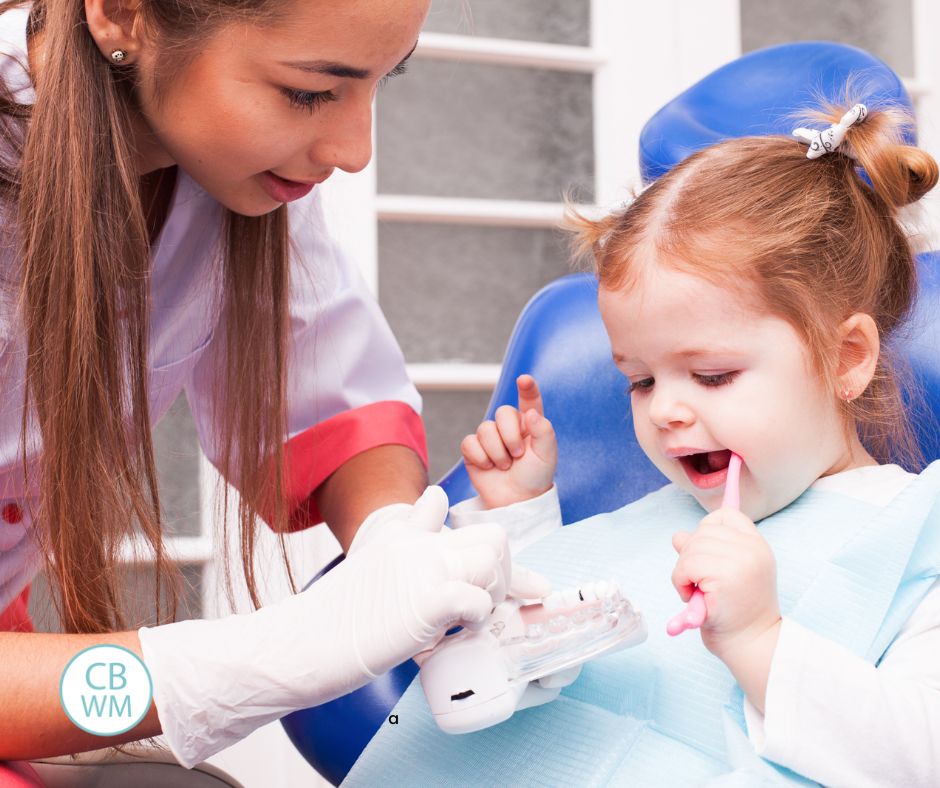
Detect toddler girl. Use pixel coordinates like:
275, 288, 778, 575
347, 99, 940, 787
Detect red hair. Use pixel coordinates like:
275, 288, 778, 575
570, 100, 939, 468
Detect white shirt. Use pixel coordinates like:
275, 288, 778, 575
452, 465, 940, 787
0, 6, 422, 613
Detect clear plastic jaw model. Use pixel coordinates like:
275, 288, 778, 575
418, 581, 646, 734
508, 581, 640, 679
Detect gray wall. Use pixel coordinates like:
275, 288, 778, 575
379, 0, 593, 478
424, 0, 590, 45
377, 61, 594, 202
741, 0, 914, 76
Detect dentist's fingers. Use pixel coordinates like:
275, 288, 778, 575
445, 542, 500, 589
516, 374, 544, 416
409, 486, 450, 533
420, 582, 494, 631
524, 408, 557, 464
508, 564, 552, 600
445, 524, 511, 601
495, 405, 526, 458
477, 419, 512, 470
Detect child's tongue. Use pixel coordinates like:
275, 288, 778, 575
697, 449, 731, 473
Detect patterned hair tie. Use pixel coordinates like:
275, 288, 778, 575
793, 103, 868, 160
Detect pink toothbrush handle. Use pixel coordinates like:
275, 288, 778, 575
722, 453, 742, 510
666, 453, 743, 637
666, 588, 706, 635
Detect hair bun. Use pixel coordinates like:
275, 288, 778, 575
897, 146, 939, 205
836, 103, 940, 208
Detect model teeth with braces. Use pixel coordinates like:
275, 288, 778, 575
417, 581, 647, 734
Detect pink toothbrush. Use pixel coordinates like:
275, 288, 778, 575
666, 452, 742, 636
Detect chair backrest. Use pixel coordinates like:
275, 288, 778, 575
906, 250, 940, 462
639, 40, 917, 184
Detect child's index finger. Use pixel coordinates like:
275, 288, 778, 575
516, 374, 544, 416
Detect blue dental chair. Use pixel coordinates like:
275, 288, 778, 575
282, 41, 940, 785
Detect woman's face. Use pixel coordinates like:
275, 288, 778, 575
133, 0, 429, 215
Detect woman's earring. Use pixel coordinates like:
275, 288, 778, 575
841, 388, 854, 401
110, 49, 128, 64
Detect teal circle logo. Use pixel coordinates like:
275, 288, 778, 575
59, 645, 153, 736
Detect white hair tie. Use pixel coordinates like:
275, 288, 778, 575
793, 103, 868, 160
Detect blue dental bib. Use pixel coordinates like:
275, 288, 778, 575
345, 463, 940, 786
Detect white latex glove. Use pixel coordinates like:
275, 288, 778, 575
515, 665, 584, 712
351, 486, 553, 602
138, 486, 520, 768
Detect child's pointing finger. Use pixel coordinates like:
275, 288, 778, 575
516, 374, 544, 416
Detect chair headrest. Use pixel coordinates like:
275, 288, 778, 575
639, 41, 914, 183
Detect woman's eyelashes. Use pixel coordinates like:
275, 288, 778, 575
627, 371, 740, 394
379, 61, 409, 88
281, 88, 338, 113
281, 63, 408, 114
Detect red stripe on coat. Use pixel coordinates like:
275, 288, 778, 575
0, 585, 32, 633
271, 401, 427, 532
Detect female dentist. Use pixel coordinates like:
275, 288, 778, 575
0, 0, 547, 773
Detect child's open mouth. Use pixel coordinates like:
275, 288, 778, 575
678, 449, 733, 489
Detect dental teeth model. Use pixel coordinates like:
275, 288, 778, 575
418, 581, 647, 734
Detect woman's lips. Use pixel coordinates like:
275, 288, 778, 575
257, 171, 316, 203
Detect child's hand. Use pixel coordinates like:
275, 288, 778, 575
460, 375, 557, 509
670, 508, 781, 662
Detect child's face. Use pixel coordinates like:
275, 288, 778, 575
598, 262, 866, 521
133, 0, 428, 215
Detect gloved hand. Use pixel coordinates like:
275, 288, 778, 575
515, 665, 584, 712
351, 486, 553, 603
138, 487, 526, 768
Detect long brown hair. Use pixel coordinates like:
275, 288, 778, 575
0, 0, 295, 633
570, 99, 939, 469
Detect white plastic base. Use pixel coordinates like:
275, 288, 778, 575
419, 580, 647, 734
